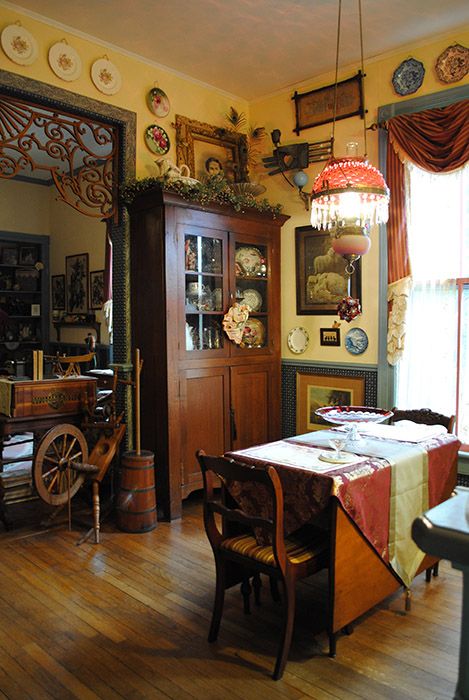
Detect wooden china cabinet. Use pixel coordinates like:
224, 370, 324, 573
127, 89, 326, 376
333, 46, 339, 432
128, 186, 288, 520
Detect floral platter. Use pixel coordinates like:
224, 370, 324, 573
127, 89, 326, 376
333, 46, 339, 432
48, 41, 82, 81
91, 58, 122, 95
1, 24, 38, 66
147, 87, 171, 117
435, 44, 469, 83
144, 124, 170, 155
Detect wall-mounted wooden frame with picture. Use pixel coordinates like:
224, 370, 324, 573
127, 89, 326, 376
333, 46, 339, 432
295, 225, 361, 315
51, 275, 65, 309
66, 253, 88, 314
174, 114, 249, 183
90, 269, 104, 309
320, 327, 340, 346
296, 371, 365, 434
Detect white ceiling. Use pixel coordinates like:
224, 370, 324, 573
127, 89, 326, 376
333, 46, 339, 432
5, 0, 469, 100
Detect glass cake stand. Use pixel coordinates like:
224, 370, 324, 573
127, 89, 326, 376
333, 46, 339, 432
315, 405, 393, 463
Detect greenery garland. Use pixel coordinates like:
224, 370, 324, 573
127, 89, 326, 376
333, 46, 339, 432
120, 174, 283, 217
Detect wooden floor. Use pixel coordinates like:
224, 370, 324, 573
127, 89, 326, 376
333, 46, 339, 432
0, 494, 462, 700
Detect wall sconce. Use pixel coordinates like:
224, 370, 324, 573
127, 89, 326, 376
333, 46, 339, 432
263, 129, 332, 210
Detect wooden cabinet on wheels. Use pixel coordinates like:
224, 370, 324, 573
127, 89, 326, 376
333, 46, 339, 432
128, 187, 288, 520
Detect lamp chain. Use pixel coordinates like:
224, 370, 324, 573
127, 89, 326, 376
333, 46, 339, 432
331, 0, 342, 156
358, 0, 368, 158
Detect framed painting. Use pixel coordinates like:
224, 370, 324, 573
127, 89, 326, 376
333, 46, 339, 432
51, 274, 65, 309
90, 269, 104, 309
295, 225, 361, 315
320, 327, 340, 346
296, 371, 365, 434
66, 253, 88, 314
292, 71, 364, 133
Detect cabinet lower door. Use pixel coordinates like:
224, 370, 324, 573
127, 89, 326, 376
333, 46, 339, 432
230, 363, 280, 451
179, 367, 231, 498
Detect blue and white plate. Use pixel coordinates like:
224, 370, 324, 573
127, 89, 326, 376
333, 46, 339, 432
345, 327, 368, 355
392, 58, 425, 96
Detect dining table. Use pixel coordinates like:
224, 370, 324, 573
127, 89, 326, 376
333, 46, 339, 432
226, 421, 461, 650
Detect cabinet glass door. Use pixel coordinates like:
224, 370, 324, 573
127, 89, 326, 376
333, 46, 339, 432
184, 232, 226, 353
234, 242, 269, 350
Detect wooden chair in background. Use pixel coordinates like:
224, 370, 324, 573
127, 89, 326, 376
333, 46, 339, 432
391, 406, 456, 586
196, 450, 330, 680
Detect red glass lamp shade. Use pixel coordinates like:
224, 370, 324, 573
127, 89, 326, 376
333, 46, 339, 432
310, 157, 390, 230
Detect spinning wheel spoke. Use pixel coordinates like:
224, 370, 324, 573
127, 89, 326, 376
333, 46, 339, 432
33, 424, 88, 506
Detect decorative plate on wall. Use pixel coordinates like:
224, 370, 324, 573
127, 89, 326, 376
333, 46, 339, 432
435, 44, 469, 83
1, 24, 38, 65
147, 87, 171, 117
91, 58, 122, 95
345, 327, 369, 355
287, 327, 309, 354
392, 58, 425, 95
48, 41, 82, 81
144, 124, 170, 155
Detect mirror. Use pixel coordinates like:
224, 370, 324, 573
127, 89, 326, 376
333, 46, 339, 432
174, 114, 249, 183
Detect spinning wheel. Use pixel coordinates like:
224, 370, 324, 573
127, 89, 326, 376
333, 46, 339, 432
34, 424, 89, 506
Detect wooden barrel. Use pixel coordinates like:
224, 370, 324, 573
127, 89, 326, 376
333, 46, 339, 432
116, 450, 157, 532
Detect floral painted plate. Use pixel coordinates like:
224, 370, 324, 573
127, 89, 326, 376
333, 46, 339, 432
91, 58, 122, 95
242, 318, 265, 348
48, 41, 82, 81
392, 58, 425, 96
144, 124, 170, 155
345, 327, 368, 355
235, 246, 263, 276
1, 24, 38, 66
242, 288, 262, 312
287, 326, 309, 354
435, 44, 469, 83
147, 87, 171, 117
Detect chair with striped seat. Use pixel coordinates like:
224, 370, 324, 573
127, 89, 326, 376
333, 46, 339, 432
196, 450, 330, 680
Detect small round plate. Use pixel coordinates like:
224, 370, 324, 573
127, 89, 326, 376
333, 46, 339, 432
235, 246, 263, 276
91, 58, 122, 95
345, 327, 368, 355
435, 44, 469, 83
1, 24, 38, 66
287, 327, 309, 354
144, 124, 170, 155
147, 87, 171, 117
392, 58, 425, 96
48, 41, 82, 81
242, 288, 262, 312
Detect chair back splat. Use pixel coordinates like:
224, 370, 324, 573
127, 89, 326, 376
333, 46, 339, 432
391, 407, 455, 434
196, 449, 330, 680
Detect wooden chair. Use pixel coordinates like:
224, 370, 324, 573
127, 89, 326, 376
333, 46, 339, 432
391, 407, 455, 434
196, 449, 330, 680
391, 407, 456, 588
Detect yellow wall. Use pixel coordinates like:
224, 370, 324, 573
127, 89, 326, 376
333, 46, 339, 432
250, 28, 469, 365
1, 4, 468, 364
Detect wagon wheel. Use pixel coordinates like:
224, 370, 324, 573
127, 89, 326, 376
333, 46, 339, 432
34, 424, 89, 506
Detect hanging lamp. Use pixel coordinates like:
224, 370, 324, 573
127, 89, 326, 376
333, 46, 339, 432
310, 0, 389, 276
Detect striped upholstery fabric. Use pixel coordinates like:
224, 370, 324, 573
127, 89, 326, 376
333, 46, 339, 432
221, 531, 328, 567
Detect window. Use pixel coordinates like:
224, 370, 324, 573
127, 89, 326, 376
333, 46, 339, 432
395, 162, 469, 446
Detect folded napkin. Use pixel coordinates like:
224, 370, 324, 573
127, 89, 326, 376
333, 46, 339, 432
357, 420, 447, 443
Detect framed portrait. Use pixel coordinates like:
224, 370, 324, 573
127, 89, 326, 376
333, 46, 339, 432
295, 225, 361, 315
2, 247, 18, 266
174, 114, 249, 183
51, 275, 65, 309
66, 253, 88, 314
296, 372, 365, 434
90, 269, 104, 309
19, 245, 38, 265
320, 327, 340, 346
292, 71, 364, 133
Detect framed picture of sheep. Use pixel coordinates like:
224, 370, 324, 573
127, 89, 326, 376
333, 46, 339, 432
295, 225, 361, 315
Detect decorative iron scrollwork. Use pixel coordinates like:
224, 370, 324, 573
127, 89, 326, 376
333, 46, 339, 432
0, 95, 118, 220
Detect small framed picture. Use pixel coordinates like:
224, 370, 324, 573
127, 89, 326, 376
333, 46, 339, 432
31, 304, 41, 317
51, 274, 65, 310
66, 253, 89, 314
19, 246, 38, 265
2, 247, 18, 266
90, 269, 104, 309
320, 328, 340, 346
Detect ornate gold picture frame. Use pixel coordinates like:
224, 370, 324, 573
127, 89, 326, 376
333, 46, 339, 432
296, 371, 365, 433
174, 114, 249, 182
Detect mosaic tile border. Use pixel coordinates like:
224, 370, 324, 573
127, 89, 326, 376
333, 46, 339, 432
282, 361, 378, 438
